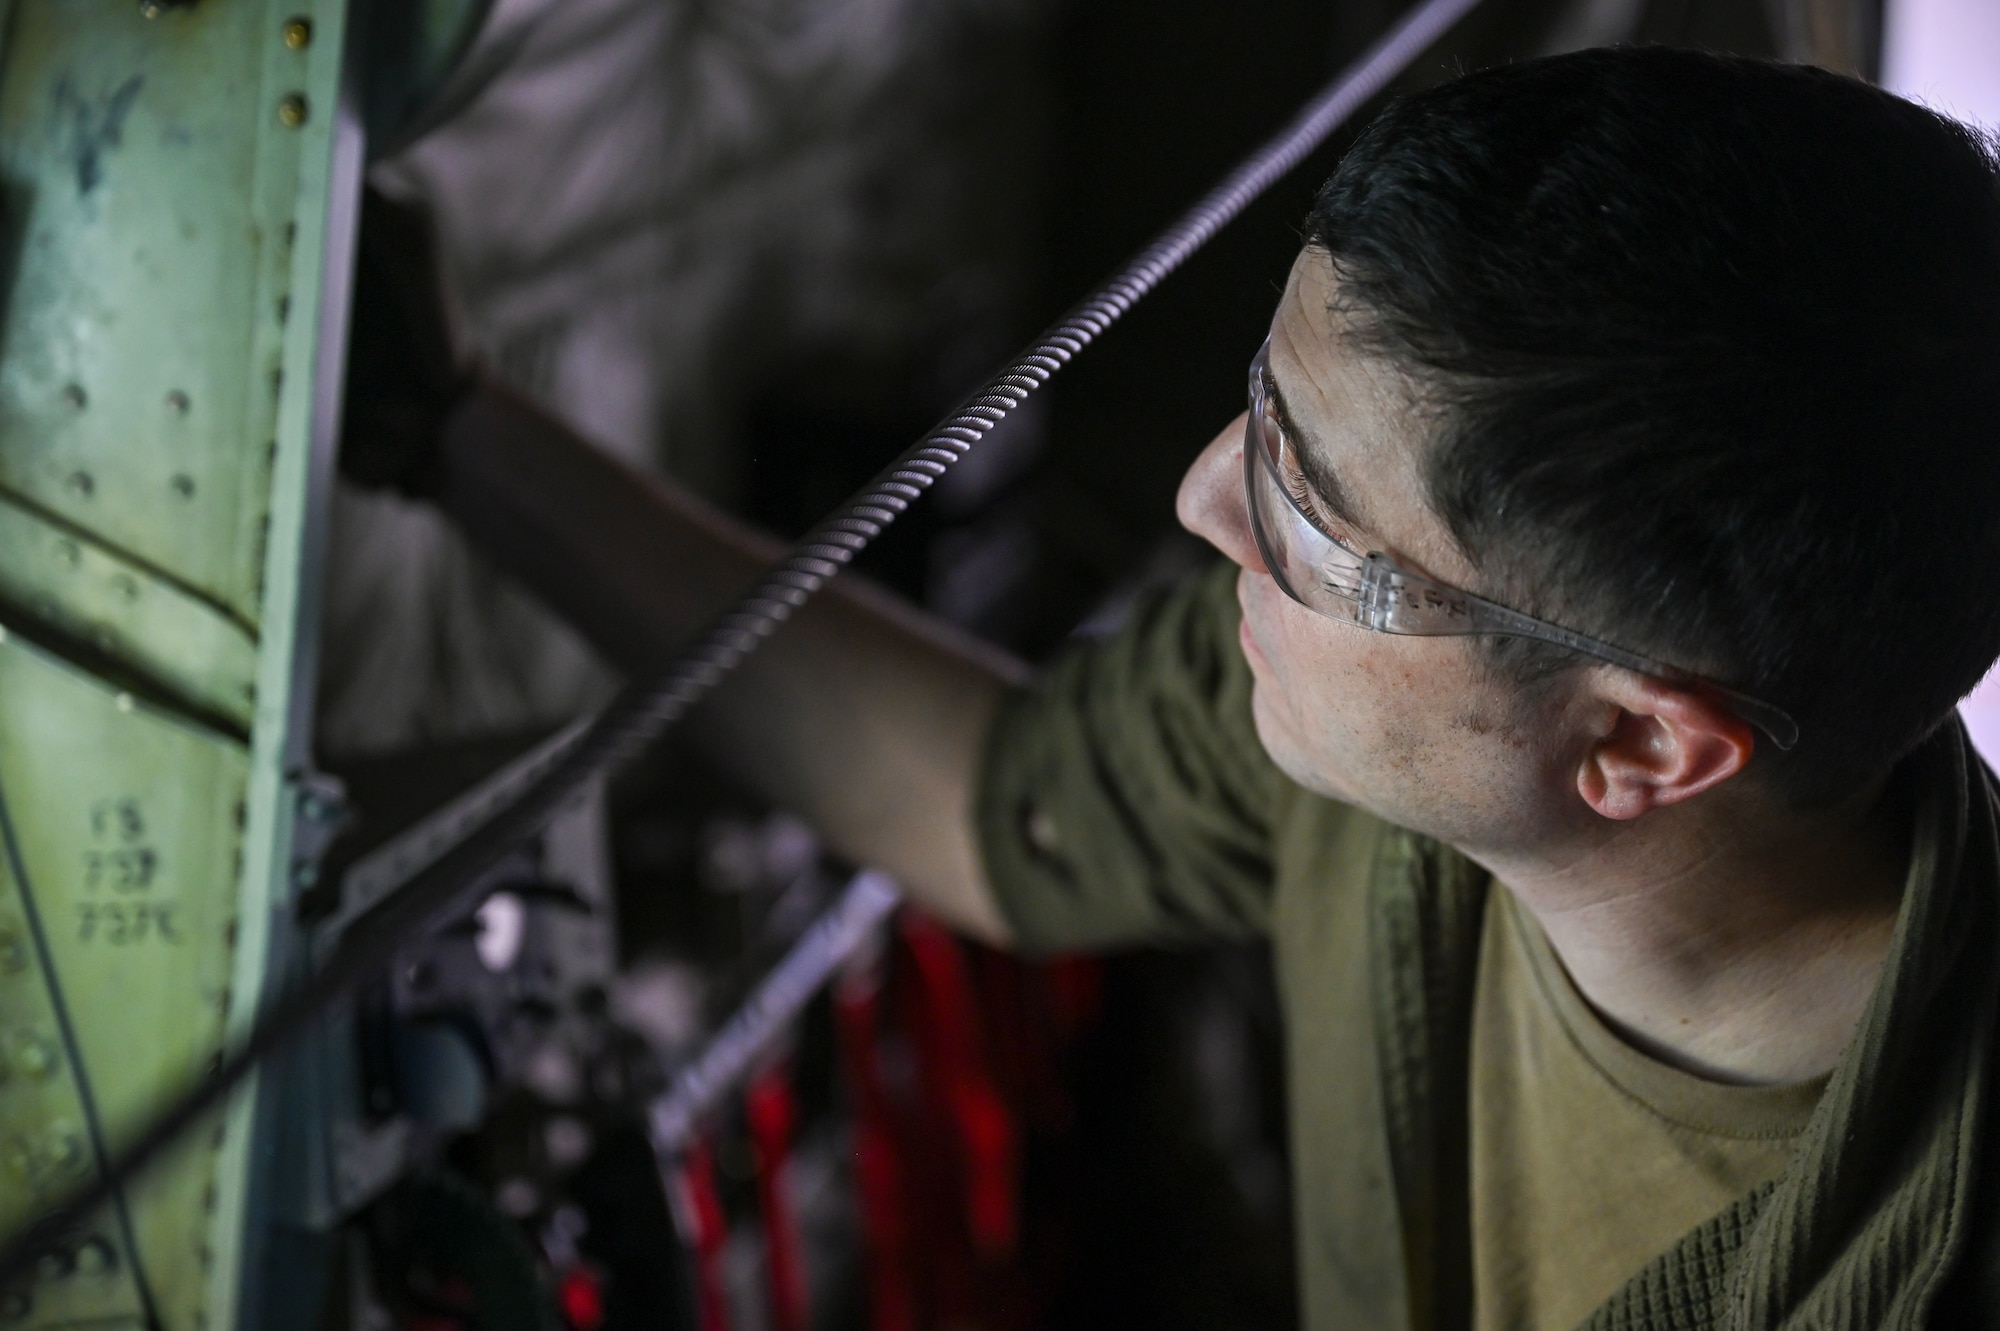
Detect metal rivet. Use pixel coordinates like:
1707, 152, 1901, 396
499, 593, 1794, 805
53, 540, 78, 568
60, 384, 85, 410
165, 390, 190, 415
73, 1238, 115, 1276
171, 474, 196, 499
282, 17, 312, 48
110, 574, 138, 601
113, 693, 134, 713
66, 472, 93, 497
47, 1128, 83, 1173
33, 1249, 71, 1282
11, 1034, 56, 1080
277, 94, 308, 128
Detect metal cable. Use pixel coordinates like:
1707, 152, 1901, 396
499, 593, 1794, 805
0, 0, 1483, 1284
650, 871, 902, 1156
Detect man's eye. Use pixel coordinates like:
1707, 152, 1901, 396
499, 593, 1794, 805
1281, 456, 1345, 543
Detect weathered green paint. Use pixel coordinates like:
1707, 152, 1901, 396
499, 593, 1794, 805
0, 3, 357, 1327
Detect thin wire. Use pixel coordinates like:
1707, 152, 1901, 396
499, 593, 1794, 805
0, 0, 1483, 1285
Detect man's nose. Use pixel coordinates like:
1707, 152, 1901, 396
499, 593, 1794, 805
1177, 412, 1270, 574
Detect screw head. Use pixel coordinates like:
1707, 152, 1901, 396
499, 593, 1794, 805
278, 94, 308, 128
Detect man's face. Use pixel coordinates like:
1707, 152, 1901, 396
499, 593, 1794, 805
1178, 249, 1588, 854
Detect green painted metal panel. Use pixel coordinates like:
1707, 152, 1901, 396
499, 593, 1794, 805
0, 2, 360, 1327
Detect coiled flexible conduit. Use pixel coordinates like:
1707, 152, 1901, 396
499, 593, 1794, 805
0, 0, 1485, 1282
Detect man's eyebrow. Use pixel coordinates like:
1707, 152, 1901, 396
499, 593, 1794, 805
1264, 364, 1368, 533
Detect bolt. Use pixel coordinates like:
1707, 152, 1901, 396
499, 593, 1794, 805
165, 389, 190, 415
282, 17, 312, 48
278, 94, 308, 128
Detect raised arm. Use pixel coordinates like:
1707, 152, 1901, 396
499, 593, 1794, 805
425, 379, 1020, 943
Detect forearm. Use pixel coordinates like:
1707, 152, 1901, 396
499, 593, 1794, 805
431, 381, 1022, 942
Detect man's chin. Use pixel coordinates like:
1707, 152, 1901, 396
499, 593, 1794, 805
1249, 685, 1356, 805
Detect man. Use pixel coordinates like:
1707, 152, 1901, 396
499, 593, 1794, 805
352, 45, 2000, 1329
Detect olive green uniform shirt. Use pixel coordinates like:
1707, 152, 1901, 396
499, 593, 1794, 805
976, 562, 2000, 1330
1470, 888, 1824, 1331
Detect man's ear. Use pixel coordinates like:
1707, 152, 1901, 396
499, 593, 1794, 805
1575, 673, 1756, 821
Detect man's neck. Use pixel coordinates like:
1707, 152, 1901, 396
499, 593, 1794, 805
1468, 776, 1913, 1086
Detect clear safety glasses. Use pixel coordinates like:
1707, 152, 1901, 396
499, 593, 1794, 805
1241, 340, 1800, 751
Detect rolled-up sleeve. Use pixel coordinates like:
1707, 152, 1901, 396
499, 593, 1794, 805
976, 560, 1286, 952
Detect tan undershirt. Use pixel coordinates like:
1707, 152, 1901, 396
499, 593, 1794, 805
1470, 888, 1830, 1331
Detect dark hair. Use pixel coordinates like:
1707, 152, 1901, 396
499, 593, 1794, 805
1306, 46, 2000, 805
